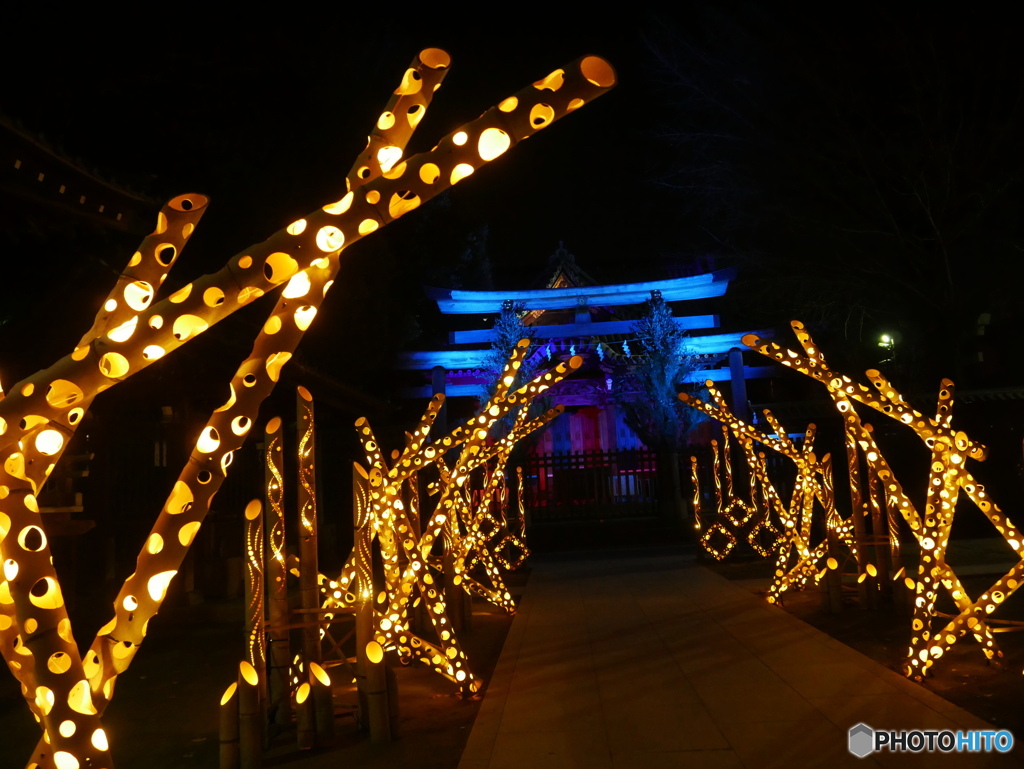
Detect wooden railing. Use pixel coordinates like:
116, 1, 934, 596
523, 448, 661, 521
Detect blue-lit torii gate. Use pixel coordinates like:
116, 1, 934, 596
399, 268, 774, 408
396, 261, 776, 524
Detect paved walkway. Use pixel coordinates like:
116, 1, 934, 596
458, 553, 1022, 769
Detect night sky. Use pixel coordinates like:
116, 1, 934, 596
4, 8, 1024, 392
2, 16, 655, 280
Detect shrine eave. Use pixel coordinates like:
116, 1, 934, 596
395, 328, 772, 371
400, 364, 778, 399
425, 268, 736, 314
449, 314, 720, 344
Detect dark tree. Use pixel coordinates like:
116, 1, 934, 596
483, 300, 537, 401
618, 290, 701, 451
616, 290, 706, 524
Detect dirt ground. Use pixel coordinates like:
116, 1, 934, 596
701, 539, 1024, 737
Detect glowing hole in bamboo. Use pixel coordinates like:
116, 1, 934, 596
179, 521, 201, 546
366, 640, 384, 664
107, 316, 139, 342
35, 429, 64, 456
283, 271, 311, 298
294, 306, 316, 330
99, 352, 130, 378
91, 728, 109, 751
315, 226, 344, 252
197, 427, 221, 453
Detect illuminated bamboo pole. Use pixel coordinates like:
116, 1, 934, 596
242, 499, 268, 740
296, 388, 320, 660
688, 321, 1024, 676
238, 661, 261, 769
516, 465, 530, 537
451, 406, 555, 604
264, 418, 291, 727
681, 388, 831, 585
309, 662, 333, 740
0, 193, 207, 669
844, 436, 873, 609
219, 681, 240, 769
689, 455, 703, 534
823, 515, 844, 614
866, 468, 892, 598
352, 461, 391, 742
438, 338, 553, 627
0, 195, 209, 768
295, 669, 314, 748
405, 463, 429, 635
444, 525, 471, 634
295, 386, 325, 746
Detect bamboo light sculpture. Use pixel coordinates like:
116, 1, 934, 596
317, 341, 579, 697
696, 425, 774, 560
684, 320, 1024, 680
746, 322, 1023, 679
445, 404, 558, 611
4, 48, 614, 768
681, 386, 857, 606
494, 466, 531, 572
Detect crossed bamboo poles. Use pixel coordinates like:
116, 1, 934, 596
0, 48, 614, 768
682, 385, 855, 604
683, 321, 1024, 679
321, 341, 574, 695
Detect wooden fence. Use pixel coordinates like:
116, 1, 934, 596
522, 449, 661, 522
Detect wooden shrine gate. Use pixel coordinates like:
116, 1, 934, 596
522, 448, 661, 522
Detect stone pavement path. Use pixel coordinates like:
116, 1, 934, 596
458, 553, 1022, 769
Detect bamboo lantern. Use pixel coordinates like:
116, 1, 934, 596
243, 501, 265, 680
238, 662, 261, 769
352, 461, 391, 742
294, 387, 320, 746
218, 681, 239, 769
262, 417, 291, 728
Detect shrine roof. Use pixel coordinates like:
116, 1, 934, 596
425, 268, 735, 315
